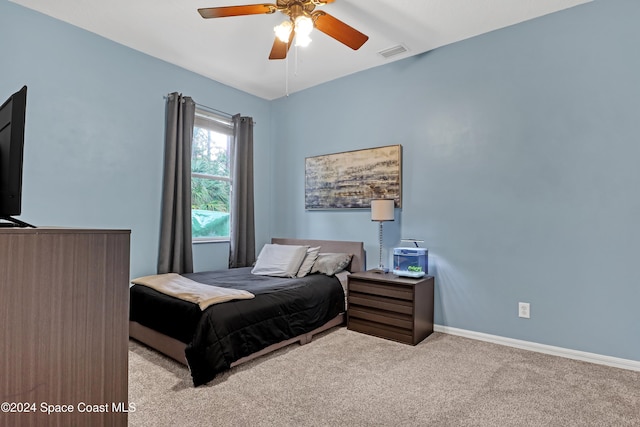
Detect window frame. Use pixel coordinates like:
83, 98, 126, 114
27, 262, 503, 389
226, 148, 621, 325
191, 108, 234, 243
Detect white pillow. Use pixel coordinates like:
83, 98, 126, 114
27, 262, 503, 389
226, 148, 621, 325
296, 246, 321, 278
251, 244, 309, 278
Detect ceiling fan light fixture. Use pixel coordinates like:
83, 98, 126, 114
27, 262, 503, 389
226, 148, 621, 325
199, 1, 370, 59
294, 15, 313, 37
295, 33, 312, 47
274, 20, 293, 43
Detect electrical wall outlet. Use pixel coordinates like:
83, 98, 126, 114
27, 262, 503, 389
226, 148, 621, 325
518, 302, 530, 319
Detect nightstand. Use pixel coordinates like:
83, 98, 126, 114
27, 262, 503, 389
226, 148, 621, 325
347, 271, 434, 345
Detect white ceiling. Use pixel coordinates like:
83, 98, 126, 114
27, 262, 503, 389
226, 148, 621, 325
11, 0, 591, 100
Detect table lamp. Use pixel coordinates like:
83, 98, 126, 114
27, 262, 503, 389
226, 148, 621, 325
371, 198, 395, 272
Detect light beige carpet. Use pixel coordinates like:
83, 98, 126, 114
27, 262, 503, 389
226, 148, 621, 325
128, 328, 639, 426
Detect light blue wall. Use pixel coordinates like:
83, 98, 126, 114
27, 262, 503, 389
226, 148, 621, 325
0, 0, 272, 278
270, 0, 640, 362
3, 0, 638, 362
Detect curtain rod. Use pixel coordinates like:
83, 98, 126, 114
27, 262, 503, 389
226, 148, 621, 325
194, 102, 256, 125
163, 95, 256, 125
195, 102, 233, 119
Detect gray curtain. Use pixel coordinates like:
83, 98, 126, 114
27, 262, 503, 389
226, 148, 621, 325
158, 92, 195, 274
229, 114, 256, 268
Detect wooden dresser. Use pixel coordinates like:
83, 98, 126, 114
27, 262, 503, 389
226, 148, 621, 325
0, 227, 130, 427
347, 271, 434, 345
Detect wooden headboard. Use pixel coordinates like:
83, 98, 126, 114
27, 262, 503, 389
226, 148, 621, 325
271, 238, 366, 272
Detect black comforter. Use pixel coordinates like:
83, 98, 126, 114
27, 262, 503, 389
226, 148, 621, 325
130, 267, 345, 386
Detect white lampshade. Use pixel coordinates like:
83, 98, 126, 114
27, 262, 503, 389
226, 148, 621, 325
294, 15, 313, 37
274, 20, 293, 43
371, 198, 395, 222
295, 33, 312, 47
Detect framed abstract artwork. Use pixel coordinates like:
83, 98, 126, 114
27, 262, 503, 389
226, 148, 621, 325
305, 144, 402, 209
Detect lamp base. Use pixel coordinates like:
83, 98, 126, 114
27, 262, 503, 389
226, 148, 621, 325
370, 267, 389, 274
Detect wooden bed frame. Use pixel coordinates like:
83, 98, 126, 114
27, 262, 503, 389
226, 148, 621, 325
129, 238, 366, 367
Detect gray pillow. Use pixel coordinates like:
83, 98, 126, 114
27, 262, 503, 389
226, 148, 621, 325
296, 246, 321, 278
310, 253, 353, 276
251, 244, 309, 278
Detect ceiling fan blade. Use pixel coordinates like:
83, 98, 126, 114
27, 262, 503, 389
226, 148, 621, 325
314, 12, 368, 50
269, 30, 295, 60
198, 4, 277, 19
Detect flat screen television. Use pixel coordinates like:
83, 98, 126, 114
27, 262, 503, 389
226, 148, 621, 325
0, 85, 34, 228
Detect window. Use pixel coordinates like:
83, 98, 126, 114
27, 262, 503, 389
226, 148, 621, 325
191, 108, 233, 241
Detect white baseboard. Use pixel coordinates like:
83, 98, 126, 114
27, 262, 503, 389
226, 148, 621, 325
434, 325, 640, 372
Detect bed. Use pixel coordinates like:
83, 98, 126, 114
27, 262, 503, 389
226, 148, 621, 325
129, 238, 365, 386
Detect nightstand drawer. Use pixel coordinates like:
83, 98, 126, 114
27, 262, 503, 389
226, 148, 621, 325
348, 318, 413, 344
348, 292, 413, 315
347, 272, 434, 346
348, 306, 413, 330
349, 280, 413, 301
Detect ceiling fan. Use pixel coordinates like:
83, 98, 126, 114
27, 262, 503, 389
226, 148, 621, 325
198, 0, 369, 60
